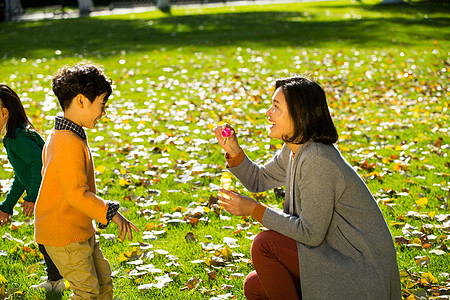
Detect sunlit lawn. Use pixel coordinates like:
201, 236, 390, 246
0, 0, 449, 299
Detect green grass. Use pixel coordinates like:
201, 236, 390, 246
0, 0, 449, 299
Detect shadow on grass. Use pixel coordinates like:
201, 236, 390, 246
45, 292, 64, 300
0, 6, 448, 59
325, 0, 450, 14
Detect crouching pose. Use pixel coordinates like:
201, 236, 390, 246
213, 76, 401, 299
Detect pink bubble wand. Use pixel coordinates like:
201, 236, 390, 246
222, 127, 232, 137
222, 127, 232, 143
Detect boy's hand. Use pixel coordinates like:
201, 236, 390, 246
111, 212, 139, 241
21, 201, 35, 218
0, 210, 10, 227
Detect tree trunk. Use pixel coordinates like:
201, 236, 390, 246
157, 0, 171, 14
78, 0, 93, 15
5, 0, 23, 21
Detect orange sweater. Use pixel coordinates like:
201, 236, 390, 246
35, 129, 108, 246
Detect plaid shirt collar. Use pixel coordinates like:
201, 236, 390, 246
54, 116, 86, 140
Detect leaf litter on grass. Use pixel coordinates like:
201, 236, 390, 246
0, 2, 449, 299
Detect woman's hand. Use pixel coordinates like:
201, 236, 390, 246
218, 189, 258, 217
213, 124, 241, 157
0, 210, 10, 227
21, 201, 35, 218
111, 212, 140, 241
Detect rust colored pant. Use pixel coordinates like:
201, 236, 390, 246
244, 230, 301, 300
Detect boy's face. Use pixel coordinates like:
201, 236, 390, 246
81, 93, 107, 129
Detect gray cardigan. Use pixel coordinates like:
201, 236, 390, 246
229, 142, 401, 299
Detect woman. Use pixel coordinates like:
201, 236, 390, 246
213, 76, 401, 299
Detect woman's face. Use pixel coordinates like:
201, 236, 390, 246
266, 87, 294, 141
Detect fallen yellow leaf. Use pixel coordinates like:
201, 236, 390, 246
339, 145, 350, 152
415, 197, 428, 207
145, 222, 155, 231
119, 253, 128, 262
0, 274, 7, 284
26, 264, 39, 274
119, 179, 130, 186
95, 165, 105, 174
389, 221, 405, 226
220, 246, 233, 259
422, 271, 438, 284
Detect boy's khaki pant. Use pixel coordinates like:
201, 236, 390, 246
44, 235, 113, 300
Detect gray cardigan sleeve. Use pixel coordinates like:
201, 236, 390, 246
227, 145, 290, 193
263, 155, 345, 247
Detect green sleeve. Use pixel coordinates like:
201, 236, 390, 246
0, 176, 25, 215
9, 132, 43, 203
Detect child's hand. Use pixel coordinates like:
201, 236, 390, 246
21, 201, 35, 218
0, 210, 10, 227
111, 212, 139, 241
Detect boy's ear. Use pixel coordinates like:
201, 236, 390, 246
75, 94, 87, 108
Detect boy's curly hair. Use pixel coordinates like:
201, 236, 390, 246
52, 63, 112, 111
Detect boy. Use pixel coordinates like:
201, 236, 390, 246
34, 63, 139, 299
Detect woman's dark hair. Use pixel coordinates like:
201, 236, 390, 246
0, 83, 34, 139
275, 76, 338, 145
52, 63, 112, 111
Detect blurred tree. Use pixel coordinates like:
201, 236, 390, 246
4, 0, 23, 20
78, 0, 93, 15
157, 0, 171, 14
